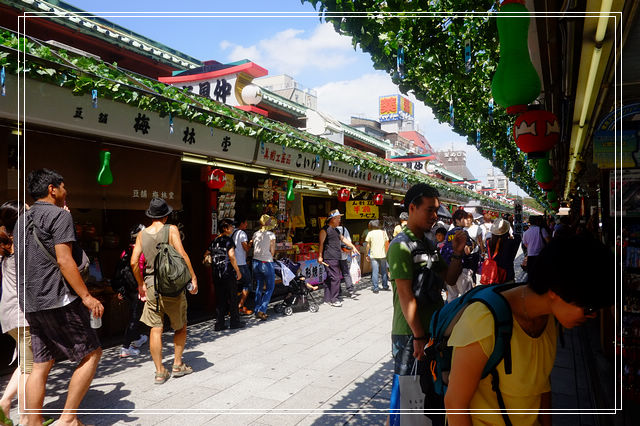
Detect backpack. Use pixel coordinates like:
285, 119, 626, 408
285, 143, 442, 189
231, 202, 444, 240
480, 239, 507, 285
424, 283, 518, 426
111, 247, 138, 295
210, 237, 231, 280
405, 236, 445, 307
153, 225, 191, 299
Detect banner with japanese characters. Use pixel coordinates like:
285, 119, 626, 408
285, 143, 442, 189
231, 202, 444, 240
0, 74, 256, 164
321, 160, 395, 190
345, 200, 379, 220
254, 141, 323, 176
299, 259, 326, 285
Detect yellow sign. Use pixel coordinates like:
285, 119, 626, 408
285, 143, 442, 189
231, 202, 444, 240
346, 200, 379, 220
220, 173, 235, 193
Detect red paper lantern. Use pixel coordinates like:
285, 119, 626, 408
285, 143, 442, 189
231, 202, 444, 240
207, 168, 226, 189
513, 109, 559, 158
337, 188, 350, 202
538, 180, 554, 191
373, 193, 384, 206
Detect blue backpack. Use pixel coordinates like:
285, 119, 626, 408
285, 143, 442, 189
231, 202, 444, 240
424, 283, 519, 426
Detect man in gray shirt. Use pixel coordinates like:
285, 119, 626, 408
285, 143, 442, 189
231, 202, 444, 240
15, 168, 103, 426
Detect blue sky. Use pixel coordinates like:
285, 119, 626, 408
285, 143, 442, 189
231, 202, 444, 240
65, 0, 525, 196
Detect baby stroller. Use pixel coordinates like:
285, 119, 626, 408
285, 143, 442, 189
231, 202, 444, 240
274, 259, 320, 316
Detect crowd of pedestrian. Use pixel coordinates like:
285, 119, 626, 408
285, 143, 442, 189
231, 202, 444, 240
0, 170, 614, 425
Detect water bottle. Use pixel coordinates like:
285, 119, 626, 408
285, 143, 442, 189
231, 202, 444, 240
90, 312, 102, 329
187, 281, 198, 295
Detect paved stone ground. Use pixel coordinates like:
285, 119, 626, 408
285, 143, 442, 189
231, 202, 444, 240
3, 276, 397, 425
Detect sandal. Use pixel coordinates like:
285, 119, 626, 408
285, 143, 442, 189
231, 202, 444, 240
154, 368, 170, 385
172, 363, 193, 377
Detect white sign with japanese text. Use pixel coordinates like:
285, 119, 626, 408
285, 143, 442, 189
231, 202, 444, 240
321, 160, 395, 190
254, 142, 323, 176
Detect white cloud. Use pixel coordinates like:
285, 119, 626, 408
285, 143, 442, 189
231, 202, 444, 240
219, 23, 357, 76
312, 73, 527, 195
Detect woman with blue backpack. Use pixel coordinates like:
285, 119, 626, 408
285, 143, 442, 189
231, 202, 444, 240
441, 234, 614, 425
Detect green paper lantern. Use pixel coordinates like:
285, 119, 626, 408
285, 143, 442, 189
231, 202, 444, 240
547, 190, 557, 203
286, 179, 295, 201
491, 0, 541, 114
550, 201, 560, 210
535, 158, 553, 183
97, 150, 113, 186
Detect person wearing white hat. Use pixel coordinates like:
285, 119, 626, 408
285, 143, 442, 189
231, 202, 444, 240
482, 218, 521, 284
318, 210, 358, 307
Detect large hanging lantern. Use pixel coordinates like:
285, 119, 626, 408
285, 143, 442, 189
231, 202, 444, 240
550, 200, 560, 210
286, 179, 295, 201
97, 150, 113, 186
535, 158, 553, 185
490, 0, 541, 114
547, 190, 558, 203
373, 193, 384, 206
207, 168, 226, 189
337, 188, 350, 203
513, 109, 560, 158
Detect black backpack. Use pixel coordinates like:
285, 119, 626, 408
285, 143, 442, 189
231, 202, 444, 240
111, 247, 138, 296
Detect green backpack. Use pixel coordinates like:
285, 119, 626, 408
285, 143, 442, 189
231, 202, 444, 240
154, 225, 191, 300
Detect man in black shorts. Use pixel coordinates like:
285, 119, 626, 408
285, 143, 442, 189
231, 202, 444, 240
15, 169, 103, 426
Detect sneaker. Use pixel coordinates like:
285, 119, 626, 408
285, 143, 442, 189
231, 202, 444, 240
120, 346, 140, 357
373, 289, 379, 294
214, 322, 228, 331
330, 301, 342, 307
131, 334, 148, 348
381, 287, 391, 291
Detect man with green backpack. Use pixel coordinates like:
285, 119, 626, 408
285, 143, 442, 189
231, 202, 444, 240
131, 198, 197, 385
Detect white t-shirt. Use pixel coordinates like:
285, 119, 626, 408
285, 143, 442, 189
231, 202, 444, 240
465, 223, 482, 254
233, 229, 248, 266
253, 230, 275, 262
480, 222, 492, 241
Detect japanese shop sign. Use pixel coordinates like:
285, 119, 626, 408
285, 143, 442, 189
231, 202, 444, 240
0, 74, 255, 163
321, 160, 394, 190
254, 142, 323, 176
299, 259, 326, 285
345, 200, 379, 220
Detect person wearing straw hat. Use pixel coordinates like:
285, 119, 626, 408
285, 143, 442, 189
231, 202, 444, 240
131, 197, 198, 384
318, 209, 358, 307
252, 214, 277, 320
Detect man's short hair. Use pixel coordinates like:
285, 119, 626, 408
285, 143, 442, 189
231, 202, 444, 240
435, 227, 447, 236
403, 183, 439, 210
234, 214, 247, 226
27, 169, 64, 200
219, 218, 234, 232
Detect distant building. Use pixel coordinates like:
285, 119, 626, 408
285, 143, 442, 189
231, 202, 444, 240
378, 94, 415, 133
486, 168, 509, 194
254, 74, 317, 110
436, 149, 476, 181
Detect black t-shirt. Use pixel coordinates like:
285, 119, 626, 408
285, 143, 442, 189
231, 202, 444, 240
208, 235, 235, 279
321, 225, 342, 260
14, 201, 80, 312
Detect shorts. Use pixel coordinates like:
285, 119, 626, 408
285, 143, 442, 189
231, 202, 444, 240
26, 298, 101, 364
7, 326, 33, 374
140, 278, 187, 330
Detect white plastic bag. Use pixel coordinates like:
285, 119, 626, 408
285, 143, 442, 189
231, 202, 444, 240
349, 255, 361, 284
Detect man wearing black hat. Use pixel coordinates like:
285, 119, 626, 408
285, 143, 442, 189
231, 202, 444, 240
387, 183, 466, 424
131, 197, 198, 385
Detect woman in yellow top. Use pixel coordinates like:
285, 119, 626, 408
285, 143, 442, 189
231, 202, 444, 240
445, 234, 613, 426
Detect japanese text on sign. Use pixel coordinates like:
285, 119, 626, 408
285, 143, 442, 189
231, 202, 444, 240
345, 200, 379, 220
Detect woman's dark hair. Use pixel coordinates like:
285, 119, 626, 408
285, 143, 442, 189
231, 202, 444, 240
435, 227, 447, 236
528, 234, 614, 310
452, 209, 467, 225
219, 218, 234, 232
0, 200, 22, 257
27, 168, 64, 200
